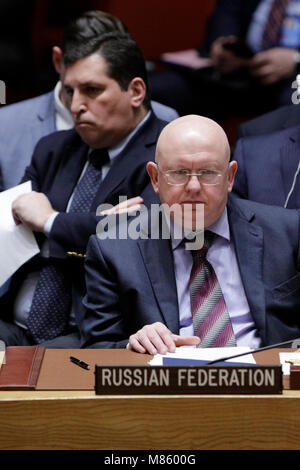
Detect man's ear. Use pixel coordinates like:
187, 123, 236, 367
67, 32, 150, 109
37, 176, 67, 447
146, 161, 159, 193
227, 160, 238, 192
128, 77, 146, 108
52, 46, 63, 75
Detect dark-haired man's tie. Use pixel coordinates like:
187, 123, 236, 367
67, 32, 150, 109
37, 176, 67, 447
27, 148, 110, 343
189, 232, 236, 347
261, 0, 289, 50
68, 148, 110, 213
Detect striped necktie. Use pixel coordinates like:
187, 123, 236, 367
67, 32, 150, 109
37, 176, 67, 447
261, 0, 289, 50
69, 148, 110, 212
27, 148, 109, 343
189, 231, 236, 347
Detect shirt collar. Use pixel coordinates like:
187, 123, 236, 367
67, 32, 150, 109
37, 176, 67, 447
54, 81, 74, 130
108, 111, 151, 159
208, 207, 230, 242
86, 111, 151, 164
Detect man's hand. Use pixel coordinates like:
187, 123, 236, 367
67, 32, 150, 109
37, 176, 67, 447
99, 196, 144, 215
210, 36, 252, 74
249, 47, 297, 85
12, 191, 56, 232
129, 322, 200, 355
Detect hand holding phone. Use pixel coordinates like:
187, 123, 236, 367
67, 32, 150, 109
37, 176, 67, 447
222, 40, 254, 58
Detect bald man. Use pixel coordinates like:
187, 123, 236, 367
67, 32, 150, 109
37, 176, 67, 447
81, 115, 300, 352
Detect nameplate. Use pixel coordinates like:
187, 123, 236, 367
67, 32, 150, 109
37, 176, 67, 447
290, 365, 300, 389
94, 365, 282, 395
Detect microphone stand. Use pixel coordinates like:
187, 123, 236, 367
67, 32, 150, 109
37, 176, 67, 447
206, 338, 300, 365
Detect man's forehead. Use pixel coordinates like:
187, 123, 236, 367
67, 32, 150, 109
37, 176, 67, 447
157, 123, 229, 165
159, 154, 225, 170
64, 53, 109, 81
157, 142, 226, 163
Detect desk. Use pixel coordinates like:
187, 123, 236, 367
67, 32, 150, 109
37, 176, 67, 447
0, 349, 300, 450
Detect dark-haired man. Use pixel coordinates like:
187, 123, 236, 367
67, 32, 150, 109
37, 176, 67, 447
0, 32, 166, 347
0, 10, 178, 191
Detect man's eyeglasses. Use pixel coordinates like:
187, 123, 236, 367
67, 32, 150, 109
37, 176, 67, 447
157, 165, 225, 186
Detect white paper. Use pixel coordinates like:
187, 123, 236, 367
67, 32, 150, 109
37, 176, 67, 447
161, 49, 213, 69
280, 352, 300, 375
0, 181, 40, 286
0, 340, 5, 366
149, 346, 255, 365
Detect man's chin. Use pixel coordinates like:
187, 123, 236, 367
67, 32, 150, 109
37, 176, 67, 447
169, 205, 205, 232
76, 129, 102, 148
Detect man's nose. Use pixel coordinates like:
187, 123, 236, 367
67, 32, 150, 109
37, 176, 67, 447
185, 174, 202, 190
71, 90, 87, 115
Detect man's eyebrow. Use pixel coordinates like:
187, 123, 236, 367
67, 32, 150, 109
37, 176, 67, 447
81, 81, 103, 87
64, 81, 103, 89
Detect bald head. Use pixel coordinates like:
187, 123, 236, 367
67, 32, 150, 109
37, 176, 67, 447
156, 115, 230, 168
147, 114, 237, 229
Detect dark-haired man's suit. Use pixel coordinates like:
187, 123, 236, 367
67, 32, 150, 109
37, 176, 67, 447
0, 112, 166, 344
81, 195, 300, 349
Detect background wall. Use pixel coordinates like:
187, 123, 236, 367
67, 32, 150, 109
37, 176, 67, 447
100, 0, 216, 58
0, 0, 216, 103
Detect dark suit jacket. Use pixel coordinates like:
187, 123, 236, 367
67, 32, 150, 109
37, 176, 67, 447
237, 104, 300, 139
204, 0, 261, 47
81, 195, 300, 349
233, 126, 300, 208
1, 112, 166, 327
202, 0, 300, 113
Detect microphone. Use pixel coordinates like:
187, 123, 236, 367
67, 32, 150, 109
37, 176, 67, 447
206, 338, 300, 365
284, 157, 300, 208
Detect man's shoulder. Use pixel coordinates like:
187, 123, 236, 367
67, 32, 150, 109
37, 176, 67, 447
142, 111, 168, 134
126, 112, 167, 151
237, 105, 300, 138
235, 124, 300, 154
228, 194, 299, 222
151, 101, 179, 122
0, 91, 54, 118
35, 127, 81, 150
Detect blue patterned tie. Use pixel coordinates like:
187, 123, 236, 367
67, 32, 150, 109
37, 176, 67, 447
69, 149, 110, 213
27, 149, 109, 343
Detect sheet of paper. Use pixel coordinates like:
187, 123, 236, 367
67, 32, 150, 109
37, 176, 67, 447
0, 340, 5, 367
149, 346, 255, 365
0, 181, 40, 286
161, 49, 213, 69
280, 352, 300, 375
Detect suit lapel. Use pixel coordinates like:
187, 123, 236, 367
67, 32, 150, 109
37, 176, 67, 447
228, 198, 266, 342
91, 113, 162, 208
137, 211, 180, 333
91, 146, 131, 205
49, 134, 89, 211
